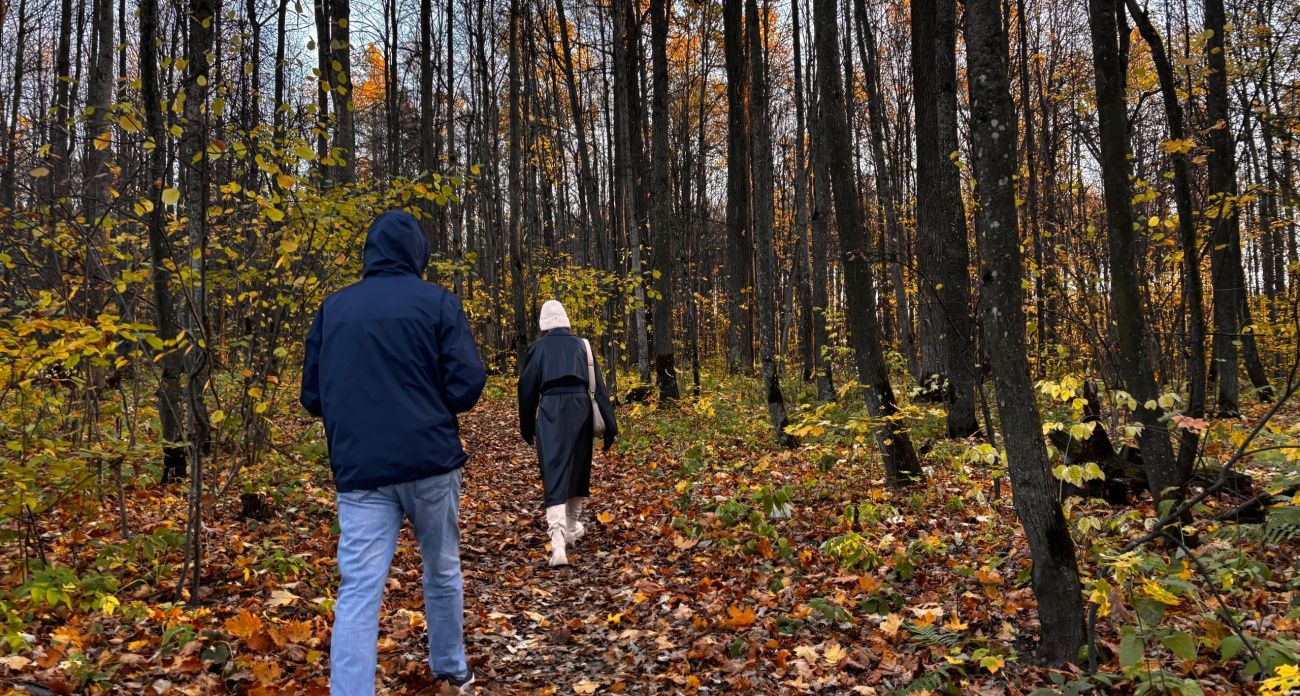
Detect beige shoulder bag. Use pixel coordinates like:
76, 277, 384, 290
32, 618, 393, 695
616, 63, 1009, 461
582, 339, 607, 439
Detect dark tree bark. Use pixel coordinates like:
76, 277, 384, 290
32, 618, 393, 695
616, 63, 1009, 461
1202, 0, 1272, 405
1088, 0, 1182, 505
650, 0, 680, 401
814, 0, 922, 483
140, 0, 186, 482
84, 0, 115, 232
329, 0, 356, 183
508, 0, 529, 368
313, 0, 332, 170
420, 0, 437, 243
966, 0, 1086, 665
747, 0, 794, 446
792, 0, 816, 385
723, 0, 755, 373
911, 0, 980, 437
1124, 0, 1207, 483
808, 90, 836, 402
854, 0, 917, 380
0, 0, 27, 213
273, 0, 288, 135
50, 0, 73, 201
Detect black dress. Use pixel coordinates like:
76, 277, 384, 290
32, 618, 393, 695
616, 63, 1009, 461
517, 328, 618, 507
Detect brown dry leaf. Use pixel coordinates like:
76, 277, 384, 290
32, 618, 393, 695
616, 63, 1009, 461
671, 533, 698, 550
573, 680, 602, 694
0, 654, 31, 670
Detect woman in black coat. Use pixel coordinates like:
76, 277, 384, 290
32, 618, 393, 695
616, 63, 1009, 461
518, 300, 617, 566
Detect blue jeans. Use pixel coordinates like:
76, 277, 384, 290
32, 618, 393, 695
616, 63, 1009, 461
331, 469, 466, 696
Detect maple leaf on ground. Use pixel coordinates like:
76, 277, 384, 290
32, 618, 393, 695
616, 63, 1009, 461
823, 642, 847, 665
226, 610, 264, 639
879, 614, 904, 636
596, 511, 615, 524
720, 606, 756, 628
252, 660, 283, 684
794, 645, 820, 663
573, 680, 602, 694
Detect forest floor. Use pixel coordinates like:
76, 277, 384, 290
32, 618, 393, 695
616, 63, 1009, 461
2, 382, 1298, 696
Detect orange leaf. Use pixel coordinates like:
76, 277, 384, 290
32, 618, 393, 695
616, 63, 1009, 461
225, 610, 264, 639
721, 606, 756, 629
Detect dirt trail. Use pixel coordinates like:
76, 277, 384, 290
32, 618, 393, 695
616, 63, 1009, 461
393, 398, 690, 695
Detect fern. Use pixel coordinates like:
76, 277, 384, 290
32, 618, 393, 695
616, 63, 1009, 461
1263, 505, 1300, 546
887, 663, 962, 696
906, 623, 963, 649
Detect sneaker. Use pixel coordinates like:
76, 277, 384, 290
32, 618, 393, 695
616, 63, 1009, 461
434, 669, 477, 693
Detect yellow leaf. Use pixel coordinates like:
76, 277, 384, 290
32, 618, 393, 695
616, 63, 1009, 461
596, 511, 614, 524
162, 188, 181, 206
29, 167, 49, 178
880, 613, 904, 636
823, 642, 847, 664
93, 131, 112, 150
277, 174, 296, 190
1142, 579, 1181, 605
573, 681, 601, 695
943, 614, 969, 631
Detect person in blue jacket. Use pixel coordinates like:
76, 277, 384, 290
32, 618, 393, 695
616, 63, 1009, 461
517, 300, 617, 566
300, 209, 486, 696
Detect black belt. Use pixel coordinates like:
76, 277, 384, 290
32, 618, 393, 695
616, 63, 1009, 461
542, 385, 589, 396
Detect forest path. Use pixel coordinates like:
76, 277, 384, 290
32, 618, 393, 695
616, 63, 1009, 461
389, 396, 692, 696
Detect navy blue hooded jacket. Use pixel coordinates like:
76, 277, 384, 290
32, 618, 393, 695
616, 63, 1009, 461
300, 210, 486, 492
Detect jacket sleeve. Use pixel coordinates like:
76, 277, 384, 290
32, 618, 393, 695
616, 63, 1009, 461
300, 307, 324, 417
437, 293, 487, 414
591, 347, 618, 448
517, 343, 541, 445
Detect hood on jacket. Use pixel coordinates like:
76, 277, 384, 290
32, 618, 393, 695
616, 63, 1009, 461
363, 209, 430, 277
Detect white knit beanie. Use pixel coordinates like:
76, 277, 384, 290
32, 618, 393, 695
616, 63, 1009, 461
539, 300, 571, 331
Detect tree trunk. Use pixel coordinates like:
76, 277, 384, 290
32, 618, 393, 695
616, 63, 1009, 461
723, 0, 755, 373
314, 0, 332, 171
814, 0, 922, 483
1123, 0, 1207, 483
1088, 0, 1182, 505
910, 0, 980, 437
966, 0, 1085, 663
0, 0, 27, 213
808, 89, 836, 402
140, 0, 186, 483
747, 0, 794, 446
50, 0, 73, 202
792, 0, 816, 385
854, 0, 918, 380
650, 0, 680, 401
508, 0, 529, 368
329, 0, 356, 183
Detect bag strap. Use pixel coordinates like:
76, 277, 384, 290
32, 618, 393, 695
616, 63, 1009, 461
582, 339, 597, 396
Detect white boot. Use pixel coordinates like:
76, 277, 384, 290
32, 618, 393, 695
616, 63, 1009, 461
566, 497, 586, 542
546, 505, 569, 566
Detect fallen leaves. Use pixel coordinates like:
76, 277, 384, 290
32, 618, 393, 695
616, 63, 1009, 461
720, 606, 756, 628
267, 588, 300, 607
